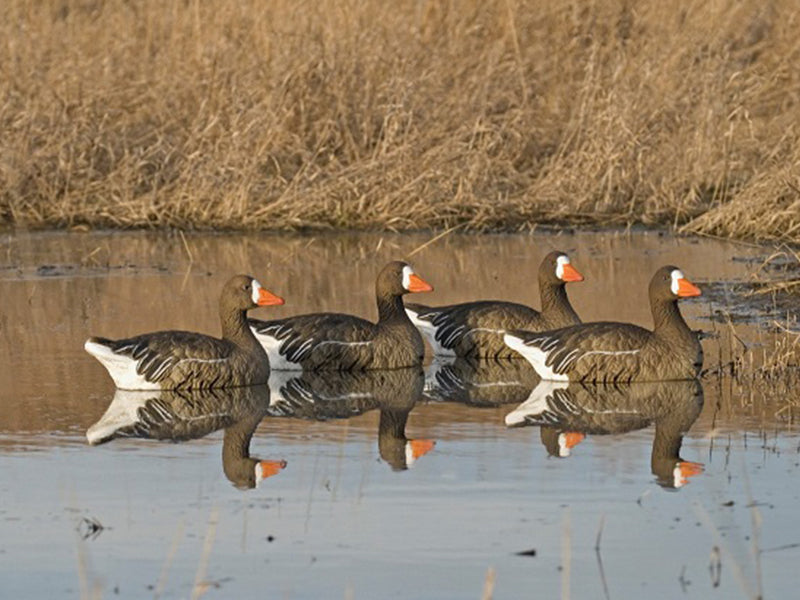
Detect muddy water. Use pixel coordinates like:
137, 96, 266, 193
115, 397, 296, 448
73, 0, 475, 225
1, 230, 799, 599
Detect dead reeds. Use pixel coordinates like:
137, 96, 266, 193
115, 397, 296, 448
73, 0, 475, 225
1, 0, 799, 238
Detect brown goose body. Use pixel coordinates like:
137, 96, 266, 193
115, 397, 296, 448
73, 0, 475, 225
423, 358, 539, 407
505, 379, 704, 488
405, 251, 583, 359
84, 274, 284, 390
267, 366, 423, 420
504, 266, 703, 383
86, 385, 286, 489
250, 261, 433, 371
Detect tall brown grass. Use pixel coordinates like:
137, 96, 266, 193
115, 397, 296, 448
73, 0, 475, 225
1, 0, 799, 237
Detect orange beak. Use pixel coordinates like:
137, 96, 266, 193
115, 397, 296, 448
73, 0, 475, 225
258, 459, 287, 479
409, 439, 436, 459
407, 273, 433, 293
676, 278, 701, 298
560, 263, 584, 283
257, 288, 285, 306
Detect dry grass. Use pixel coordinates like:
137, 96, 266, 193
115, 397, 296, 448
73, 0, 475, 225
1, 0, 799, 236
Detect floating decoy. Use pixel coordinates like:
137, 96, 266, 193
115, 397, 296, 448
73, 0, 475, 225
505, 379, 704, 488
85, 274, 284, 390
504, 266, 702, 382
267, 367, 434, 470
86, 385, 286, 489
406, 251, 583, 359
250, 261, 432, 371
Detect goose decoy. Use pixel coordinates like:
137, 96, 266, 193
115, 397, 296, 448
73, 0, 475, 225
250, 261, 433, 371
84, 274, 284, 390
86, 385, 286, 489
405, 251, 583, 359
505, 379, 704, 488
503, 266, 702, 383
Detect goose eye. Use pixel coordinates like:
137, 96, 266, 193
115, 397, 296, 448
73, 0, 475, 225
242, 284, 248, 291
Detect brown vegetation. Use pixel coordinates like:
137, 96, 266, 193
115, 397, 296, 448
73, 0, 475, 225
1, 0, 799, 237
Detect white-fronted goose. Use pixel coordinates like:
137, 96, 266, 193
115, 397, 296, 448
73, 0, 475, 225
85, 274, 284, 390
87, 386, 286, 489
505, 379, 704, 488
250, 261, 432, 371
504, 266, 702, 383
405, 251, 583, 359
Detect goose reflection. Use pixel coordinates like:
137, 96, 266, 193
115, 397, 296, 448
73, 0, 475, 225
268, 367, 434, 470
86, 385, 286, 489
423, 357, 539, 407
505, 379, 705, 489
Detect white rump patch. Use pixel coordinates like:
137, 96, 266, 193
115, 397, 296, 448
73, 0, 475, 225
251, 279, 263, 305
504, 380, 568, 426
84, 340, 161, 391
555, 254, 570, 280
86, 389, 155, 445
670, 270, 684, 295
422, 356, 455, 394
405, 308, 457, 357
502, 334, 569, 382
251, 330, 303, 371
401, 265, 414, 291
266, 370, 297, 405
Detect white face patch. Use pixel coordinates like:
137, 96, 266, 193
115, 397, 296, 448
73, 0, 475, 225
255, 462, 265, 487
405, 441, 417, 468
555, 255, 570, 280
670, 270, 684, 295
672, 464, 685, 488
558, 433, 572, 458
251, 279, 263, 304
402, 265, 414, 291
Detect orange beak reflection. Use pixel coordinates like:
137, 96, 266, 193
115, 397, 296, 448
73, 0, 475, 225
563, 432, 585, 449
257, 459, 287, 480
560, 263, 584, 283
258, 288, 285, 306
407, 273, 434, 293
409, 439, 436, 459
676, 460, 704, 485
676, 278, 701, 298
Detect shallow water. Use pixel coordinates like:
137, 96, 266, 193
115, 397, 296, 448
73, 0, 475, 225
1, 229, 799, 599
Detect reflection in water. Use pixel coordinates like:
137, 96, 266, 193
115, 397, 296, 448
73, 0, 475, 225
87, 385, 286, 489
505, 380, 705, 489
268, 367, 434, 470
423, 358, 539, 407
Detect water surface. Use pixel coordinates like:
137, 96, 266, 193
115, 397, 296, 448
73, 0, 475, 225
1, 230, 798, 599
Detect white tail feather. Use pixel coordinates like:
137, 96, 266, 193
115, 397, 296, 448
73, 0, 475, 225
86, 389, 155, 444
405, 308, 457, 357
251, 330, 302, 371
84, 340, 160, 391
504, 380, 569, 426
